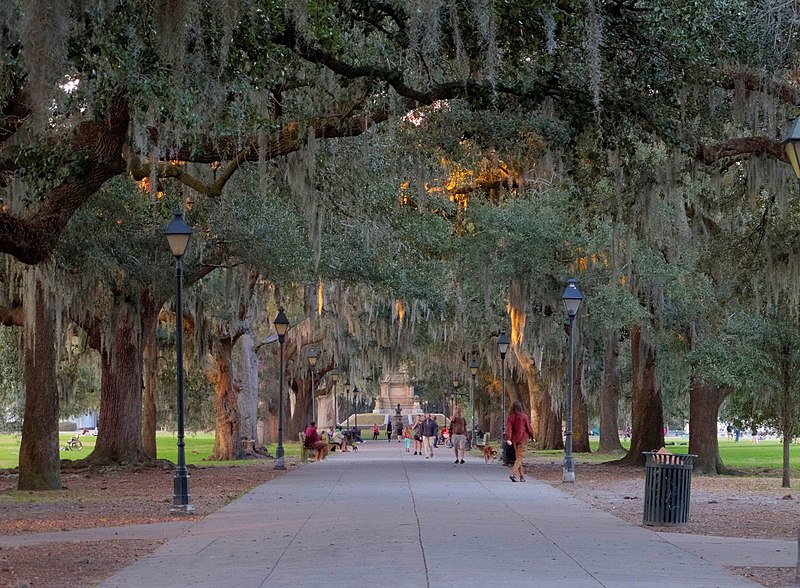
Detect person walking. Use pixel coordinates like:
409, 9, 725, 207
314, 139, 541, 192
421, 412, 438, 459
373, 423, 380, 441
395, 419, 403, 443
505, 400, 534, 482
386, 421, 392, 442
449, 407, 468, 464
402, 426, 412, 452
412, 415, 423, 455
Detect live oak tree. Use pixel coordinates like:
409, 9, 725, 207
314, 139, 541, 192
6, 1, 800, 487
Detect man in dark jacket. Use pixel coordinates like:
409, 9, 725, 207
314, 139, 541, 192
421, 412, 438, 458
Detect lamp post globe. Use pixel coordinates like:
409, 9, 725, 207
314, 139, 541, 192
164, 209, 193, 513
306, 347, 318, 423
561, 278, 583, 483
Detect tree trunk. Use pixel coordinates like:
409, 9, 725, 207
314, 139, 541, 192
237, 333, 260, 449
688, 379, 731, 475
537, 385, 564, 450
288, 376, 311, 440
18, 273, 60, 490
209, 338, 243, 461
573, 359, 591, 453
782, 429, 791, 488
517, 350, 561, 449
598, 330, 624, 453
140, 290, 161, 459
616, 325, 663, 466
90, 299, 148, 465
781, 371, 793, 488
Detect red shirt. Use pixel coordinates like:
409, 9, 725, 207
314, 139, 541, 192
304, 425, 320, 446
506, 412, 534, 444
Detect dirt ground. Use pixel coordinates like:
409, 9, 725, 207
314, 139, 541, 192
527, 455, 800, 587
1, 455, 799, 587
0, 459, 294, 588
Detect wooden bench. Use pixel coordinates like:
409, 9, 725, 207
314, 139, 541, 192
298, 432, 313, 462
241, 438, 256, 453
475, 433, 490, 448
300, 431, 335, 461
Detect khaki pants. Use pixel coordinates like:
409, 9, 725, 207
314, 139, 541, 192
422, 436, 435, 457
511, 442, 526, 480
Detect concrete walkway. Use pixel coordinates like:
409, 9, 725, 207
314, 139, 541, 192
98, 442, 776, 587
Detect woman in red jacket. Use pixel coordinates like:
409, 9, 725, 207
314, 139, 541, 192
505, 400, 534, 482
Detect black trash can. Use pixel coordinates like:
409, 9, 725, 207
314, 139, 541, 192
642, 451, 696, 526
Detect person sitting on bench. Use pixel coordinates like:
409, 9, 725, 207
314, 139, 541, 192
332, 427, 347, 452
304, 421, 329, 461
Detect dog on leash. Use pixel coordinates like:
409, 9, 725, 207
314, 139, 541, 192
482, 444, 498, 463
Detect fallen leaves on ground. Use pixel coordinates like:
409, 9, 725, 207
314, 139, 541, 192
0, 459, 293, 588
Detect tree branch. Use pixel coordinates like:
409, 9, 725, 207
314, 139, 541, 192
695, 136, 786, 166
274, 24, 567, 107
0, 94, 129, 265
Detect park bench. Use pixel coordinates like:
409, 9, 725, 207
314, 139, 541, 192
475, 433, 490, 448
241, 437, 256, 453
299, 432, 335, 462
298, 432, 313, 463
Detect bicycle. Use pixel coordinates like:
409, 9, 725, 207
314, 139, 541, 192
61, 437, 83, 451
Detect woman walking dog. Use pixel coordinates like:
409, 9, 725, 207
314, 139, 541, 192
505, 400, 534, 482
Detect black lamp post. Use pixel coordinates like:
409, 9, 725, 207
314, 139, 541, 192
273, 307, 290, 470
345, 379, 351, 429
498, 331, 510, 435
783, 116, 800, 179
353, 386, 359, 434
164, 209, 194, 513
306, 347, 318, 423
330, 367, 340, 427
469, 355, 479, 447
561, 278, 583, 483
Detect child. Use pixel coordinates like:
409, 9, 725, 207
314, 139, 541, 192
403, 426, 412, 452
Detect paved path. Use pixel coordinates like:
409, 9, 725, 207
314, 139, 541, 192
98, 442, 773, 587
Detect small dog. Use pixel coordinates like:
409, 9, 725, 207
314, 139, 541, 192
482, 444, 498, 463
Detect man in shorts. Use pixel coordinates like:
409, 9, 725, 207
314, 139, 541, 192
449, 407, 468, 464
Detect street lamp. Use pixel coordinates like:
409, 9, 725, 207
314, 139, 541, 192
345, 379, 351, 429
783, 116, 800, 179
273, 307, 290, 470
498, 330, 510, 464
469, 355, 479, 448
561, 278, 583, 483
164, 209, 194, 513
330, 367, 340, 427
353, 386, 359, 435
306, 347, 318, 423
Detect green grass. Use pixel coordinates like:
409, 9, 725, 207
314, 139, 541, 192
471, 437, 800, 474
0, 432, 309, 469
3, 433, 800, 473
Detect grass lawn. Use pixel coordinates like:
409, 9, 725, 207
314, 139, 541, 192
472, 436, 800, 474
0, 432, 307, 469
3, 432, 800, 473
